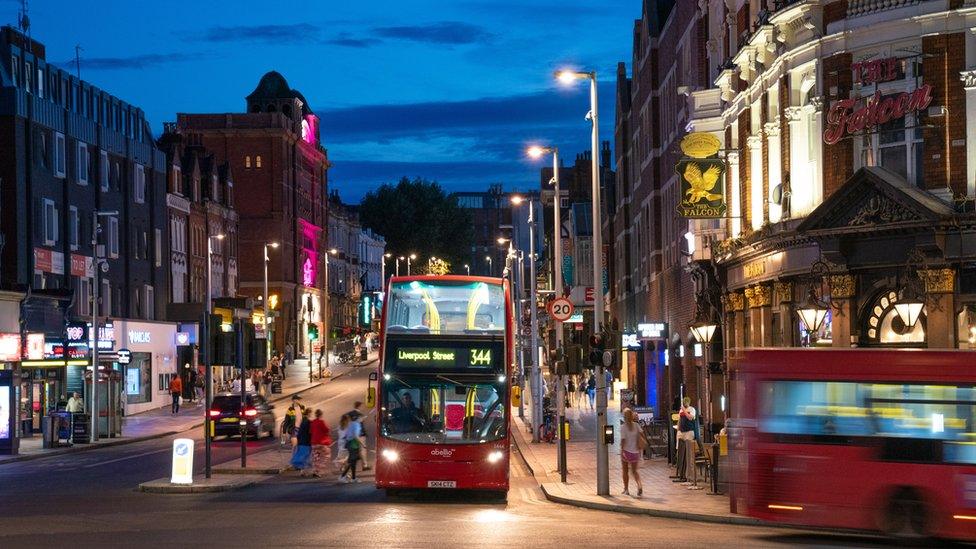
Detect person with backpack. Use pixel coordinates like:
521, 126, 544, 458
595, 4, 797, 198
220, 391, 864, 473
292, 412, 313, 475
339, 414, 363, 483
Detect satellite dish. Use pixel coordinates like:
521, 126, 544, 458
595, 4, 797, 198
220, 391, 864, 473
771, 184, 783, 205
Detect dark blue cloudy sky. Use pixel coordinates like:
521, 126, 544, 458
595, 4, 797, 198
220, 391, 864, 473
2, 0, 637, 201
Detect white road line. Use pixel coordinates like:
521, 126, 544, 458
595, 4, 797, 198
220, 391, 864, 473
81, 448, 169, 468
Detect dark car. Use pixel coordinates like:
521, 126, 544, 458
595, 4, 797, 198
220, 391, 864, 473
209, 393, 276, 439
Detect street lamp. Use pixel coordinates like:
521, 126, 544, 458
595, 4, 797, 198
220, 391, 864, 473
382, 253, 392, 290
464, 263, 470, 276
408, 253, 416, 276
263, 242, 279, 361
690, 321, 718, 344
204, 232, 224, 478
796, 288, 829, 334
485, 255, 492, 276
397, 256, 404, 277
321, 248, 338, 380
556, 66, 608, 495
510, 195, 542, 444
89, 209, 118, 444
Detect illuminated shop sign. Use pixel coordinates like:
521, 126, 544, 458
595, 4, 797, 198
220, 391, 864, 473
823, 57, 933, 145
391, 344, 499, 370
0, 334, 20, 362
637, 322, 667, 339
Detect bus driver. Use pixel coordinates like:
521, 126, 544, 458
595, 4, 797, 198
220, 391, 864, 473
392, 392, 427, 433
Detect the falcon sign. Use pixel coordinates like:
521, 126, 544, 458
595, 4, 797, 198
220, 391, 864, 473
676, 132, 727, 218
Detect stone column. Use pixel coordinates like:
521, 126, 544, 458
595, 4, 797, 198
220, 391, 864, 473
747, 135, 764, 231
764, 121, 783, 223
961, 70, 976, 198
774, 281, 794, 347
727, 152, 741, 237
727, 291, 746, 350
920, 268, 957, 349
745, 284, 773, 347
829, 274, 856, 347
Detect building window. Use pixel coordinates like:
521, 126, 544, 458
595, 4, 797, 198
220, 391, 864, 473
245, 156, 251, 169
76, 142, 89, 185
24, 62, 31, 94
54, 132, 66, 178
133, 164, 145, 203
75, 276, 91, 316
42, 199, 58, 246
112, 162, 120, 190
155, 228, 162, 267
144, 285, 154, 320
125, 352, 152, 405
108, 217, 119, 258
100, 279, 111, 317
170, 165, 182, 194
10, 55, 18, 86
69, 206, 79, 250
255, 155, 262, 168
99, 150, 109, 191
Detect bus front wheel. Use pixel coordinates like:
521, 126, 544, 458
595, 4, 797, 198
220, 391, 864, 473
880, 488, 929, 541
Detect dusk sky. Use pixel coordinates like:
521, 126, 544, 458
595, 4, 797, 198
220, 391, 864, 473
2, 1, 636, 201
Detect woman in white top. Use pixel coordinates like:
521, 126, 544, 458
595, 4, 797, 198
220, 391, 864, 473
619, 408, 644, 497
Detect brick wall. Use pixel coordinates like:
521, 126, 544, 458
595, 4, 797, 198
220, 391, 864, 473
823, 1, 848, 29
922, 33, 968, 195
822, 52, 853, 199
738, 109, 751, 229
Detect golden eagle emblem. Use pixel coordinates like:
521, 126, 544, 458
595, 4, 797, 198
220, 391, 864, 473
682, 163, 723, 204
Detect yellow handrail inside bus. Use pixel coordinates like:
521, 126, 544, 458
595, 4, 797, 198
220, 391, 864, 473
421, 289, 441, 334
466, 283, 490, 330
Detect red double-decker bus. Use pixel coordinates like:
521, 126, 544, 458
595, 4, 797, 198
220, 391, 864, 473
730, 348, 976, 541
370, 275, 513, 497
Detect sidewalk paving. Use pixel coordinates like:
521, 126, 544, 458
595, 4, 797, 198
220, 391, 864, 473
511, 401, 759, 526
0, 353, 376, 465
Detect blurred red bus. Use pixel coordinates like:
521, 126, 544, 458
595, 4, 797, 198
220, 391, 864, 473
370, 276, 513, 498
730, 349, 976, 541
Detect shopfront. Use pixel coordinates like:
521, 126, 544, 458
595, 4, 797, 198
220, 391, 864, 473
111, 320, 178, 416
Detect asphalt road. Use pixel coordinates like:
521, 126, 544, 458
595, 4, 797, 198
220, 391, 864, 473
0, 367, 950, 548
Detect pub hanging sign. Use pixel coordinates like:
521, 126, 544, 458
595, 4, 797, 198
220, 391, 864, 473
676, 132, 727, 219
823, 56, 933, 145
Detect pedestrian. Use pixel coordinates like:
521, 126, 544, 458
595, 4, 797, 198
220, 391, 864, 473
586, 373, 596, 410
194, 372, 204, 402
309, 409, 332, 478
186, 366, 197, 402
66, 392, 84, 413
281, 395, 304, 447
292, 412, 313, 475
279, 353, 287, 379
566, 376, 575, 408
677, 396, 700, 489
339, 414, 363, 483
169, 375, 183, 414
347, 401, 370, 470
285, 344, 294, 367
620, 408, 645, 497
333, 414, 350, 472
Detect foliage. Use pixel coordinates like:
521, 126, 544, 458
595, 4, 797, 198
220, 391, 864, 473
426, 257, 450, 276
359, 177, 474, 268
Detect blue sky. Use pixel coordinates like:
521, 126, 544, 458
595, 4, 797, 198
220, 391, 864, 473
3, 0, 637, 201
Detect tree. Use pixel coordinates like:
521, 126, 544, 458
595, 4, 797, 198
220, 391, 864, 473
359, 177, 474, 269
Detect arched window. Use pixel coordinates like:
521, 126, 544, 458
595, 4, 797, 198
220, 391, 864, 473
282, 104, 292, 117
256, 155, 262, 168
250, 104, 262, 113
266, 104, 277, 113
245, 156, 251, 169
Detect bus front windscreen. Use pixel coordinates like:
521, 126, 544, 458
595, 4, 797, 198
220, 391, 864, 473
385, 280, 505, 336
382, 377, 507, 445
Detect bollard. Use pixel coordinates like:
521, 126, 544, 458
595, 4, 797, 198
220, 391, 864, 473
709, 441, 720, 495
667, 422, 676, 465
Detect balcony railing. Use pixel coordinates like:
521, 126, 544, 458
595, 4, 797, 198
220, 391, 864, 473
847, 0, 923, 17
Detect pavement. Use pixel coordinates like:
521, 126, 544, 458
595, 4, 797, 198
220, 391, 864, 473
0, 353, 374, 466
511, 395, 761, 526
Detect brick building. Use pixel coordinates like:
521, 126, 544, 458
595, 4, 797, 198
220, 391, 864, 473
174, 71, 329, 357
680, 0, 976, 425
608, 1, 710, 419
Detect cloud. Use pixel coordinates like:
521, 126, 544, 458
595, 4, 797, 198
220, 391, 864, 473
199, 23, 320, 45
59, 52, 204, 71
373, 21, 493, 45
325, 33, 381, 48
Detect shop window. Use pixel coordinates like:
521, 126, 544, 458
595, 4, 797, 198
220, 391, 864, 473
957, 306, 976, 350
125, 352, 152, 405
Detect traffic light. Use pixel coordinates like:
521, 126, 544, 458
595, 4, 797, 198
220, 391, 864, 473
548, 347, 564, 375
308, 324, 319, 341
588, 334, 604, 366
564, 344, 583, 375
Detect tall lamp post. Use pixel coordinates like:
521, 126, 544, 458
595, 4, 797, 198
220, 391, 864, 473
397, 256, 404, 277
485, 255, 493, 277
321, 248, 338, 379
90, 210, 118, 443
464, 263, 470, 276
382, 252, 391, 289
407, 253, 416, 276
511, 195, 541, 442
205, 232, 225, 478
557, 67, 608, 495
263, 242, 279, 361
529, 143, 568, 480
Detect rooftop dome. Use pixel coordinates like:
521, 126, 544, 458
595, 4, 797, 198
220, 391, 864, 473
246, 71, 313, 115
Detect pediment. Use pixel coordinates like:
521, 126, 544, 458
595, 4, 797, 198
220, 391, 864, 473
797, 167, 953, 234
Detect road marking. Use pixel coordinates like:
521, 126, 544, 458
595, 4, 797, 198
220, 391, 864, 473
81, 448, 169, 468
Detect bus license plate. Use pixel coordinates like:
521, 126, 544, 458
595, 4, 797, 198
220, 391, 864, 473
428, 480, 456, 488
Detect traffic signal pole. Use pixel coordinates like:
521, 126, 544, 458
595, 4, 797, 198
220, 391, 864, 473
551, 149, 568, 483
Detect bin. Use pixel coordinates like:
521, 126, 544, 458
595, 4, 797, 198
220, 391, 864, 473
41, 415, 58, 449
271, 380, 282, 394
71, 413, 91, 444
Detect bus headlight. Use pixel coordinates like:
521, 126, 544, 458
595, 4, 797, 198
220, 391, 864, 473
487, 450, 504, 464
382, 449, 399, 462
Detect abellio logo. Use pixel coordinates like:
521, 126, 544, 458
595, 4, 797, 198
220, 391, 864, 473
431, 448, 454, 458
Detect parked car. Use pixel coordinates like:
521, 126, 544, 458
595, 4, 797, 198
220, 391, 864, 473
209, 393, 276, 439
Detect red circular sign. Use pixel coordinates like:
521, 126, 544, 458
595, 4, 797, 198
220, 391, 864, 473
547, 297, 574, 322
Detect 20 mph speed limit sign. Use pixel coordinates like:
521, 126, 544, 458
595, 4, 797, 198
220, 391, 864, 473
548, 297, 574, 322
